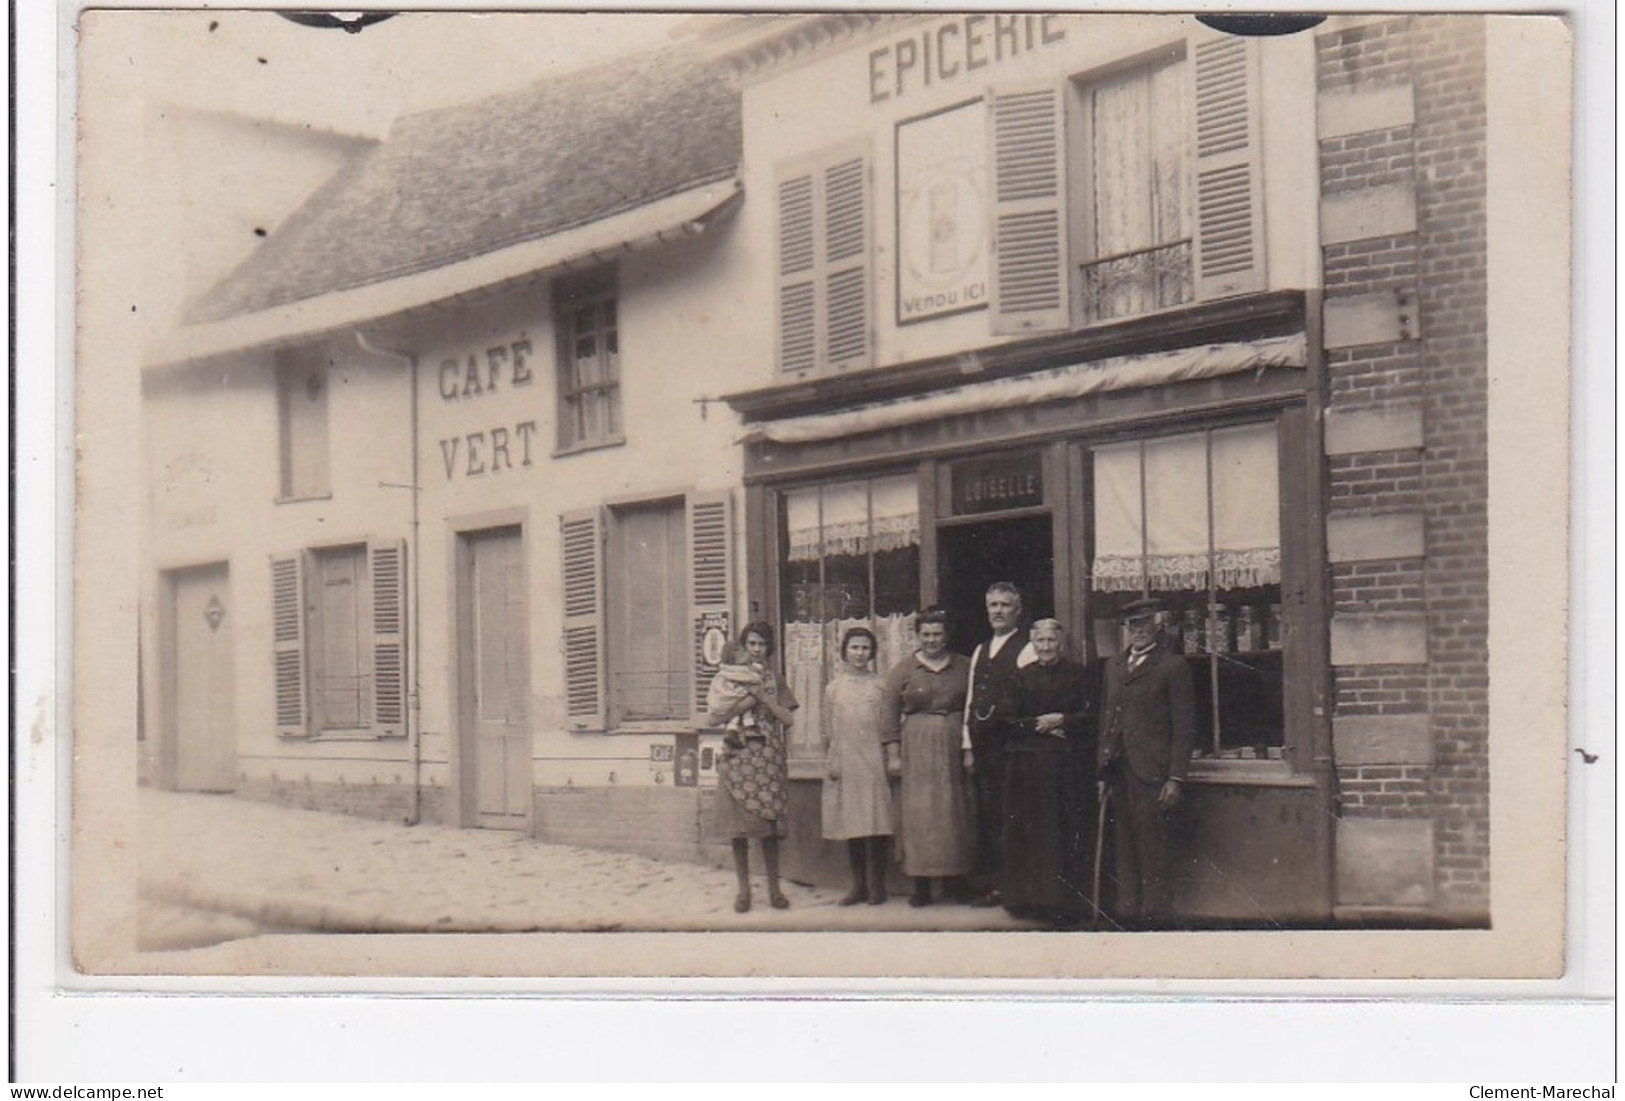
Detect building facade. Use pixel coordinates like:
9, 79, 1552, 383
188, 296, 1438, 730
142, 13, 1497, 925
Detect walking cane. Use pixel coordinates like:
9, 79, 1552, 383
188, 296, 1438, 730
1092, 780, 1110, 930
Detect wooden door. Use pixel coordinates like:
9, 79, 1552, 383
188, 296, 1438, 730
462, 528, 530, 829
168, 563, 237, 791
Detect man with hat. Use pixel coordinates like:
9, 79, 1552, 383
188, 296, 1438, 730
1097, 597, 1196, 927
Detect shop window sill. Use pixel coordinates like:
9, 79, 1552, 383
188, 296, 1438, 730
274, 492, 333, 505
1186, 757, 1315, 788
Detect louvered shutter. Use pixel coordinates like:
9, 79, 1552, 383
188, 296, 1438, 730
776, 148, 872, 372
686, 491, 733, 728
821, 155, 871, 370
989, 84, 1071, 335
270, 554, 307, 737
560, 509, 606, 730
1191, 32, 1267, 300
777, 171, 819, 372
369, 539, 407, 738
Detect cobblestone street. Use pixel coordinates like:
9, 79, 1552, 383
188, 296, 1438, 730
139, 788, 1038, 952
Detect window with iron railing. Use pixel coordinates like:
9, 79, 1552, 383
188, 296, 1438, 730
1076, 48, 1196, 325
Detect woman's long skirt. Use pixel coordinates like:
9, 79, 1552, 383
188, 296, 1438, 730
896, 712, 975, 877
1000, 739, 1096, 914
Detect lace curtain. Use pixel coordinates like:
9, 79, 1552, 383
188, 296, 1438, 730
1092, 424, 1281, 592
783, 473, 922, 761
786, 475, 920, 563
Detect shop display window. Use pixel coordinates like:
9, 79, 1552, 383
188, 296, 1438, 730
778, 473, 919, 766
1091, 422, 1283, 758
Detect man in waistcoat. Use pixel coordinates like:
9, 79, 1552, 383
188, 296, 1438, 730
1098, 597, 1196, 927
961, 581, 1035, 907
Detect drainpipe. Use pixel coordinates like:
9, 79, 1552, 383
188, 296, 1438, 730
354, 329, 423, 826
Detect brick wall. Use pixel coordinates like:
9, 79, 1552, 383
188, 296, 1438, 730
1410, 16, 1490, 911
1319, 15, 1489, 917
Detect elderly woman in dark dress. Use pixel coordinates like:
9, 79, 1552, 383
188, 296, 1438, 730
881, 608, 975, 907
708, 622, 797, 914
999, 618, 1099, 927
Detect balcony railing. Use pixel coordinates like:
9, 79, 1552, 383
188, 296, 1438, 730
1080, 239, 1194, 324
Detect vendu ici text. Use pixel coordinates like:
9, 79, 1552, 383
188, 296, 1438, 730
868, 14, 1067, 103
436, 337, 540, 479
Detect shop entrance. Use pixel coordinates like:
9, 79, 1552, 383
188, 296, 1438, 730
936, 515, 1054, 656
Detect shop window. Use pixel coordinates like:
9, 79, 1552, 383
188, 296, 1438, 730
270, 541, 407, 739
559, 493, 732, 732
778, 473, 920, 767
276, 350, 331, 500
775, 143, 872, 373
1090, 423, 1283, 759
554, 268, 622, 452
987, 33, 1265, 336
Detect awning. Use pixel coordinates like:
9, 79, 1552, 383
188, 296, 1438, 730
738, 332, 1308, 445
147, 178, 743, 368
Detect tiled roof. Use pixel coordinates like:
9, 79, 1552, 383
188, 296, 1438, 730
185, 45, 741, 324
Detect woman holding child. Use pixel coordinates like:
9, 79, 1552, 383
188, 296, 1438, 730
707, 622, 797, 913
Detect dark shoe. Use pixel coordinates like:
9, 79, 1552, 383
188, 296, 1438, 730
867, 883, 889, 905
734, 891, 751, 914
909, 880, 932, 908
838, 885, 866, 907
769, 890, 790, 910
969, 890, 1003, 908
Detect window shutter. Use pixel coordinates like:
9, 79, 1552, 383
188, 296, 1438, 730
686, 491, 733, 727
822, 155, 871, 370
560, 508, 606, 730
270, 554, 307, 737
1191, 32, 1267, 300
777, 148, 872, 373
777, 172, 819, 372
989, 84, 1070, 335
369, 539, 407, 738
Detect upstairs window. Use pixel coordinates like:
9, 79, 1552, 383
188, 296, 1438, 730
775, 143, 873, 373
276, 350, 330, 500
554, 268, 622, 452
1078, 48, 1194, 323
988, 32, 1266, 336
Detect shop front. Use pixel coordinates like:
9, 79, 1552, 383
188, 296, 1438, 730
728, 293, 1335, 923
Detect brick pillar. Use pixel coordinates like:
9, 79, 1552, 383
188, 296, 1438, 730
1316, 16, 1489, 920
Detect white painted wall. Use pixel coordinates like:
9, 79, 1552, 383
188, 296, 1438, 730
141, 337, 413, 788
738, 13, 1320, 379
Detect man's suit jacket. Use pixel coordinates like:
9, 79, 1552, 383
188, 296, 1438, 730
965, 627, 1033, 740
1098, 641, 1197, 785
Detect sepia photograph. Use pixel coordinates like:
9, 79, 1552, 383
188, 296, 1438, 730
54, 3, 1589, 1007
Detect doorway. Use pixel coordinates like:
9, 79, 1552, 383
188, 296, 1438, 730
456, 526, 531, 830
935, 515, 1055, 656
163, 563, 237, 792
